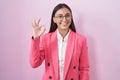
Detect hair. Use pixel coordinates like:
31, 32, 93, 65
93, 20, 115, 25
49, 3, 76, 33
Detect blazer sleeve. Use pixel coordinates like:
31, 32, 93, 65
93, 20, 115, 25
79, 38, 89, 80
29, 36, 45, 68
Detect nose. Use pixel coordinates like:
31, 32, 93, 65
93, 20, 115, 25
62, 16, 67, 21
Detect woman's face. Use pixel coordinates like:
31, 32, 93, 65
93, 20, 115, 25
53, 7, 72, 31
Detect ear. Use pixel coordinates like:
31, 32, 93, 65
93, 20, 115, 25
53, 17, 56, 23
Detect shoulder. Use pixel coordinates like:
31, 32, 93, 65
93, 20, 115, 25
76, 33, 86, 40
74, 32, 88, 47
71, 31, 87, 41
41, 31, 56, 39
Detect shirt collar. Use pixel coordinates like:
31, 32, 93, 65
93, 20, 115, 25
57, 29, 71, 42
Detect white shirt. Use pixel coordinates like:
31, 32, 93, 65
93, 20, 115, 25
57, 29, 70, 80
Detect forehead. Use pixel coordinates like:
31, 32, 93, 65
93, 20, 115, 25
55, 7, 71, 15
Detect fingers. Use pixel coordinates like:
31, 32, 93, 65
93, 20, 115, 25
32, 19, 36, 28
37, 18, 41, 25
32, 18, 41, 28
42, 25, 46, 31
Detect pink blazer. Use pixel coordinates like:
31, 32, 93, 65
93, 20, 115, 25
30, 30, 89, 80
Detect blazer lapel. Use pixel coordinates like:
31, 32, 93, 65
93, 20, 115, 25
50, 31, 59, 79
63, 31, 75, 80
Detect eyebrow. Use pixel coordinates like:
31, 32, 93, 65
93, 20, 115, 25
56, 13, 71, 16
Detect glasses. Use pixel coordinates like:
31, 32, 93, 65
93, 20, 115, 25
54, 14, 71, 20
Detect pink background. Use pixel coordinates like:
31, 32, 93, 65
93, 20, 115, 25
0, 0, 120, 80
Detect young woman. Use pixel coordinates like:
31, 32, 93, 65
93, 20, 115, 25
30, 3, 89, 80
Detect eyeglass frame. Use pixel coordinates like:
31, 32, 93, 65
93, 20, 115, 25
54, 13, 72, 20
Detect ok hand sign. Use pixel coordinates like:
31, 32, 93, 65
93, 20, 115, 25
32, 18, 46, 39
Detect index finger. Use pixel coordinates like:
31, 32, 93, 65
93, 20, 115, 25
37, 18, 41, 25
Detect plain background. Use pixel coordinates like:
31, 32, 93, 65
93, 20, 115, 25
0, 0, 120, 80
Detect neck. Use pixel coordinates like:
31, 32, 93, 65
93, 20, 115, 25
58, 28, 69, 39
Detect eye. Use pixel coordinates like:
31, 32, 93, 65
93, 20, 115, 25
58, 15, 63, 18
65, 14, 71, 18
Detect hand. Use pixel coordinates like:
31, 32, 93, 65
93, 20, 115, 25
32, 18, 46, 38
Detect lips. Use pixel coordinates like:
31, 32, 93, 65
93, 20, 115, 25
59, 22, 70, 28
61, 22, 68, 26
63, 24, 67, 26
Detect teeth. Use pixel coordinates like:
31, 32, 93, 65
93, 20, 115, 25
63, 24, 67, 25
61, 22, 68, 26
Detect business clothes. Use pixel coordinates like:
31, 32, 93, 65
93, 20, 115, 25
30, 30, 89, 80
56, 29, 71, 80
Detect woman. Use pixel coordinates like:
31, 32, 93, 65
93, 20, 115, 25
30, 3, 89, 80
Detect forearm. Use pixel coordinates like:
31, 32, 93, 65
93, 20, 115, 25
30, 37, 45, 68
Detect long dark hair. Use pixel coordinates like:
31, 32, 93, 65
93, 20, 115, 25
49, 3, 76, 33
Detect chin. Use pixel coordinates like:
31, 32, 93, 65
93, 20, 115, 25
61, 27, 69, 30
58, 24, 70, 31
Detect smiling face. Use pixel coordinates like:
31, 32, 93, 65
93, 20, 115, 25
53, 7, 72, 31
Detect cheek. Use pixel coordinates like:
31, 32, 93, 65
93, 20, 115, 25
67, 20, 72, 26
55, 22, 61, 28
69, 20, 72, 24
56, 21, 61, 26
69, 19, 72, 23
66, 18, 72, 24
